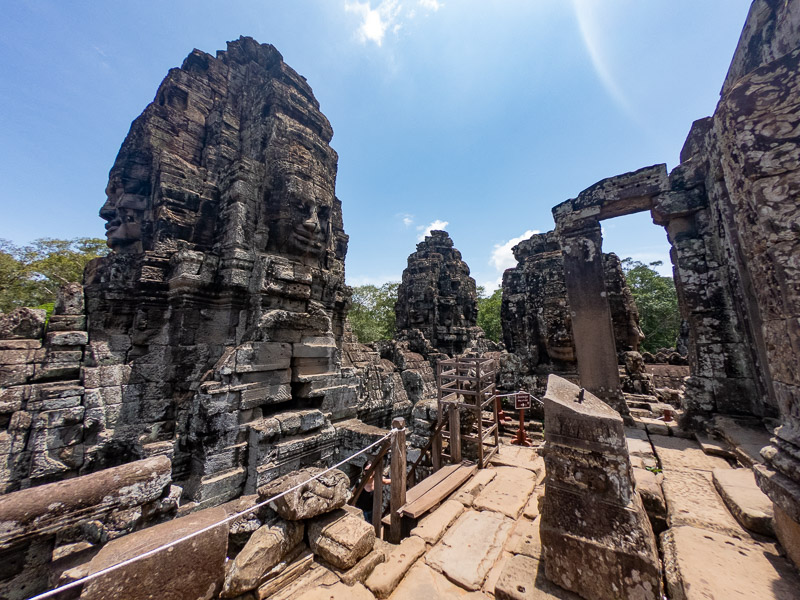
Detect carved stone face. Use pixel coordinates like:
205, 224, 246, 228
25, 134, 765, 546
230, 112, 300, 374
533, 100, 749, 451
268, 184, 332, 262
100, 181, 149, 254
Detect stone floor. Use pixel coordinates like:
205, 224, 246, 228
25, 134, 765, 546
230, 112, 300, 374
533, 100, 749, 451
272, 430, 800, 600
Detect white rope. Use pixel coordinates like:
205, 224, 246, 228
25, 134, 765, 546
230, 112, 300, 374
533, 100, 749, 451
494, 391, 543, 403
27, 429, 397, 600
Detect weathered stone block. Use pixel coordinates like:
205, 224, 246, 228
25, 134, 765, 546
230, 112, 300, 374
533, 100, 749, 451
221, 519, 303, 597
46, 331, 88, 347
540, 375, 661, 600
307, 509, 375, 570
0, 308, 46, 340
81, 506, 228, 600
257, 467, 349, 520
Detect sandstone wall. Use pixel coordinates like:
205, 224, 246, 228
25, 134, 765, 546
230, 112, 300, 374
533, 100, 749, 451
500, 231, 643, 376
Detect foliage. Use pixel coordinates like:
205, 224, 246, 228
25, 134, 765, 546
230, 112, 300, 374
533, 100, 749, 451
477, 286, 502, 342
349, 282, 399, 343
0, 237, 109, 313
622, 258, 681, 353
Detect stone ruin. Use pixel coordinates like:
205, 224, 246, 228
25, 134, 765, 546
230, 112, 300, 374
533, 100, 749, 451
1, 1, 800, 597
394, 230, 486, 358
507, 0, 800, 578
539, 375, 661, 600
501, 231, 645, 379
0, 37, 434, 598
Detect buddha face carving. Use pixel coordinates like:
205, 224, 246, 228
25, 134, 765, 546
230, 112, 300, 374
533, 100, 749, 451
100, 179, 150, 254
267, 178, 332, 262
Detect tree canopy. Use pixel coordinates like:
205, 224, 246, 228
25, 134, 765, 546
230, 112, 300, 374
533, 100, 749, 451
348, 282, 399, 343
477, 286, 502, 342
0, 237, 109, 313
622, 258, 681, 353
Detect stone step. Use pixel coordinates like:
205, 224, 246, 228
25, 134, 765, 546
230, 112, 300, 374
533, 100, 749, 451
711, 415, 772, 467
712, 467, 775, 537
694, 432, 737, 460
661, 526, 800, 600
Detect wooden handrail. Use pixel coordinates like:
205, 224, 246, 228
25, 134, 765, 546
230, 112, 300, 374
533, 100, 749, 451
349, 438, 391, 506
407, 418, 447, 486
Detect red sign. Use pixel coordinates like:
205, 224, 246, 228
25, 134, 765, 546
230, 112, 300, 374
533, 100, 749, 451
515, 392, 531, 410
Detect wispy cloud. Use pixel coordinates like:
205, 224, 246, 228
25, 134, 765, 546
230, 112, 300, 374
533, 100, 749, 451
397, 213, 414, 227
345, 0, 402, 46
344, 0, 442, 47
572, 0, 633, 117
418, 0, 442, 11
417, 219, 449, 241
489, 229, 539, 272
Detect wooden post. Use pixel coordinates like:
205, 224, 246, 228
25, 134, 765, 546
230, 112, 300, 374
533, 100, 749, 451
390, 417, 407, 544
372, 458, 383, 537
449, 403, 461, 463
434, 360, 442, 470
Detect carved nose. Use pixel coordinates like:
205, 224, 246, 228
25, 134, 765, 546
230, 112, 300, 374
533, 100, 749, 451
304, 208, 320, 232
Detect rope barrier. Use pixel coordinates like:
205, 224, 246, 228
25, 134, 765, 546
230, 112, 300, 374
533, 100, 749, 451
26, 429, 399, 600
493, 391, 543, 403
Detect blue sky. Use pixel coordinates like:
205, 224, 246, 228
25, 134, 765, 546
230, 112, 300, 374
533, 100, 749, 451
0, 0, 753, 290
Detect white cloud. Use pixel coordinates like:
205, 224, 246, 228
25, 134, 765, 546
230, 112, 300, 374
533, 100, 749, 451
479, 277, 503, 294
418, 0, 442, 11
417, 219, 449, 241
489, 229, 539, 272
344, 0, 441, 47
345, 0, 402, 46
398, 213, 414, 227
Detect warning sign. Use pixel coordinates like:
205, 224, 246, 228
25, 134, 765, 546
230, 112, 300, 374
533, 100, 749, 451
515, 392, 531, 410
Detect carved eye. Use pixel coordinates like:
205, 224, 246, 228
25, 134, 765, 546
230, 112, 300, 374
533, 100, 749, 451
126, 215, 136, 223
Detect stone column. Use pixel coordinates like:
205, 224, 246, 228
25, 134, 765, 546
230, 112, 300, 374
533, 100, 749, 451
559, 222, 624, 413
539, 375, 661, 600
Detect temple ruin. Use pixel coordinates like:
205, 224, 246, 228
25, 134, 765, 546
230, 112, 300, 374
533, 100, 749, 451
1, 1, 800, 598
395, 230, 485, 358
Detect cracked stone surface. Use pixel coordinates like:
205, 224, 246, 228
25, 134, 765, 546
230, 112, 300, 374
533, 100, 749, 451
425, 509, 514, 591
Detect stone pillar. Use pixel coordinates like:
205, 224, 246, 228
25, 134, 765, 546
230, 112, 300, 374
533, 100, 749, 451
539, 375, 661, 600
559, 223, 624, 413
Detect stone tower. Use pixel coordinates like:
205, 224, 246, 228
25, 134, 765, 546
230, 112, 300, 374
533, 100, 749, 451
395, 230, 483, 357
82, 37, 358, 503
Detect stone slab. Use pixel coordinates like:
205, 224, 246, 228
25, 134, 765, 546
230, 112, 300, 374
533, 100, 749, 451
295, 581, 376, 600
365, 535, 425, 598
713, 416, 772, 466
452, 468, 496, 507
81, 506, 228, 600
473, 466, 536, 519
694, 432, 737, 460
661, 525, 800, 600
494, 554, 582, 600
504, 516, 542, 559
409, 499, 464, 544
650, 434, 732, 473
712, 468, 774, 536
388, 562, 489, 600
522, 490, 540, 520
425, 509, 513, 591
662, 469, 743, 536
489, 445, 544, 473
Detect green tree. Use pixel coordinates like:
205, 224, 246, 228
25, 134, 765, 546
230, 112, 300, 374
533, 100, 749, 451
476, 286, 502, 342
622, 258, 681, 353
0, 237, 109, 313
349, 282, 399, 343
